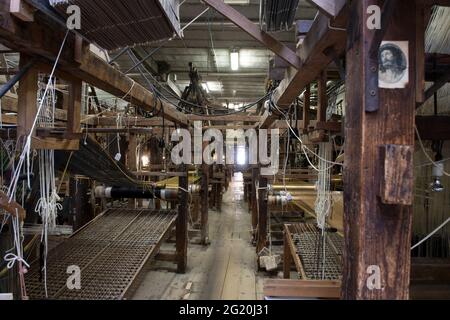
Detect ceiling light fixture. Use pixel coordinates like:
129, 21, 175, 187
206, 81, 222, 92
224, 0, 250, 4
230, 49, 239, 71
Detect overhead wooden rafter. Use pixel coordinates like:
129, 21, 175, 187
201, 0, 302, 70
273, 4, 348, 108
306, 0, 347, 18
0, 2, 188, 126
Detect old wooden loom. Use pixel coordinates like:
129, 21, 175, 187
24, 137, 199, 299
25, 208, 178, 299
281, 184, 344, 281
264, 184, 344, 299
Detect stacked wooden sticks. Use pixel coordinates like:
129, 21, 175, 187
49, 0, 181, 50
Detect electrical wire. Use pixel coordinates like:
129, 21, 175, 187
268, 93, 344, 170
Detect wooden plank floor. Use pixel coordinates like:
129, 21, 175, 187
132, 173, 264, 300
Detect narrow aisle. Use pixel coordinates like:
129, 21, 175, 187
132, 172, 263, 300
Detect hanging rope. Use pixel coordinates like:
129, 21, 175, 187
33, 74, 62, 297
3, 211, 29, 299
315, 141, 333, 231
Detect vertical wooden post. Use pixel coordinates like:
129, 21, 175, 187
317, 70, 327, 123
256, 174, 268, 254
415, 2, 426, 105
127, 134, 137, 208
177, 164, 188, 273
209, 165, 215, 209
17, 54, 38, 139
149, 136, 162, 209
283, 229, 292, 279
200, 141, 209, 245
302, 84, 311, 133
67, 79, 82, 136
251, 167, 259, 235
343, 0, 416, 299
70, 176, 93, 231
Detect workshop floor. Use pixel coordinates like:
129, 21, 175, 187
131, 173, 267, 300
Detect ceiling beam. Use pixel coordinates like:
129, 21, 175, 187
305, 0, 347, 18
272, 4, 349, 107
187, 114, 261, 122
0, 4, 188, 126
201, 0, 302, 70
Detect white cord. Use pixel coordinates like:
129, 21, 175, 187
315, 142, 333, 231
3, 211, 30, 270
7, 30, 69, 201
34, 74, 62, 297
411, 217, 450, 251
270, 100, 344, 170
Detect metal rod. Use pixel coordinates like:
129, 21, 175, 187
0, 58, 37, 99
124, 7, 210, 75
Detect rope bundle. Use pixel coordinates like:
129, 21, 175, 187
314, 142, 333, 231
425, 6, 450, 54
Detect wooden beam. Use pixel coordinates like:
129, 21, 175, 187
82, 116, 174, 127
177, 164, 188, 273
67, 78, 82, 135
264, 279, 341, 299
17, 54, 37, 139
317, 71, 327, 122
342, 0, 416, 299
259, 109, 279, 129
187, 114, 261, 122
0, 4, 187, 126
0, 190, 25, 221
1, 94, 67, 121
9, 0, 34, 22
306, 0, 347, 18
273, 7, 348, 107
421, 72, 450, 106
204, 125, 256, 130
201, 0, 302, 70
302, 84, 311, 132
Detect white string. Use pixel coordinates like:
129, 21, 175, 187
3, 210, 30, 298
269, 99, 344, 170
3, 211, 30, 270
411, 217, 450, 251
7, 30, 69, 202
315, 141, 333, 231
34, 74, 62, 297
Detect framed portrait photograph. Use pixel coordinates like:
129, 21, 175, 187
378, 41, 409, 89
